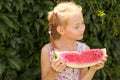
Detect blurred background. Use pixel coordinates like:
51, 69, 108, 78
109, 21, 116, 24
0, 0, 120, 80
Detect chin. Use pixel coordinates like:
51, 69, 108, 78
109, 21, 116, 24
79, 36, 84, 40
79, 37, 83, 40
76, 37, 83, 40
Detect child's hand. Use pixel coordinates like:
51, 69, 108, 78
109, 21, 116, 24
51, 58, 67, 73
90, 55, 108, 71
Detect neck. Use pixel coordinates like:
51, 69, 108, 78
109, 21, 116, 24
54, 38, 77, 51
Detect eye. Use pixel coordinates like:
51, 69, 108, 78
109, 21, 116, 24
74, 22, 84, 29
82, 22, 84, 25
75, 26, 79, 29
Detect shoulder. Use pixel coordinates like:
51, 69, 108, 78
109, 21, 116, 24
41, 44, 49, 52
41, 43, 50, 57
77, 41, 90, 50
41, 44, 52, 79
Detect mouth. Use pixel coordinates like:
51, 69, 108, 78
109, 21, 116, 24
80, 33, 84, 35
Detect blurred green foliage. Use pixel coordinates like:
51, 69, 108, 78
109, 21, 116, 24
0, 0, 120, 80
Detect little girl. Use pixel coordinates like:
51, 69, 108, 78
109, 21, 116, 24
41, 2, 107, 80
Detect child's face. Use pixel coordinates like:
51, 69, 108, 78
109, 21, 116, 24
63, 12, 85, 40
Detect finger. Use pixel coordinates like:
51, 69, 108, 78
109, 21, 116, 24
101, 58, 107, 62
97, 62, 104, 67
95, 63, 104, 69
98, 63, 104, 68
52, 58, 61, 66
105, 54, 108, 58
52, 59, 64, 71
51, 58, 66, 72
96, 61, 104, 66
58, 61, 66, 69
99, 60, 105, 64
99, 57, 107, 63
51, 58, 61, 71
56, 61, 67, 72
55, 60, 63, 67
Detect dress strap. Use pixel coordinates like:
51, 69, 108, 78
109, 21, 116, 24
47, 43, 56, 61
47, 43, 55, 52
77, 41, 88, 53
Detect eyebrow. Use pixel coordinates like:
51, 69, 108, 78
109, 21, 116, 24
75, 21, 84, 26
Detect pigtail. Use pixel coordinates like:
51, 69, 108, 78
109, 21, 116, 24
48, 11, 59, 49
48, 25, 57, 49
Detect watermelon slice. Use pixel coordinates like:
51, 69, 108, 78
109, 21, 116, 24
53, 48, 106, 68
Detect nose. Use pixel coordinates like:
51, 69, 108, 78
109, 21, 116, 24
80, 24, 85, 32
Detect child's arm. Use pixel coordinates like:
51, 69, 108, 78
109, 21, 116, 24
79, 55, 107, 80
79, 67, 97, 80
41, 45, 66, 80
79, 45, 108, 80
41, 45, 57, 80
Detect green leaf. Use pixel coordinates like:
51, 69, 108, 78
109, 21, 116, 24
0, 0, 3, 10
0, 63, 5, 75
0, 22, 6, 39
15, 0, 24, 13
0, 13, 17, 30
25, 0, 34, 5
34, 22, 40, 33
4, 1, 12, 12
8, 57, 21, 70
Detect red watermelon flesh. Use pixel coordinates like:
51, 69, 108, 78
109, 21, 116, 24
53, 48, 106, 68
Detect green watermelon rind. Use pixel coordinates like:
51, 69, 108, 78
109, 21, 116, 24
67, 63, 97, 68
53, 48, 106, 68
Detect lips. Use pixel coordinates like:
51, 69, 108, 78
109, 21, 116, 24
80, 33, 84, 35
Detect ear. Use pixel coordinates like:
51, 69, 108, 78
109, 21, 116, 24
56, 26, 65, 35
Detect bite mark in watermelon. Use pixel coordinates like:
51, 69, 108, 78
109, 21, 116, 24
53, 48, 106, 68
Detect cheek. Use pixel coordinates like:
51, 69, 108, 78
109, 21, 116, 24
79, 25, 85, 32
83, 25, 85, 31
64, 29, 75, 36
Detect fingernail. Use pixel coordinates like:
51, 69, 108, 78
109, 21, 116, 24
55, 57, 59, 61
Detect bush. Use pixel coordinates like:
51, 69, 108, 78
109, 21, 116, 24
0, 0, 120, 80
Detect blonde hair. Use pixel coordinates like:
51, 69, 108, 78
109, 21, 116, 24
48, 2, 82, 48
